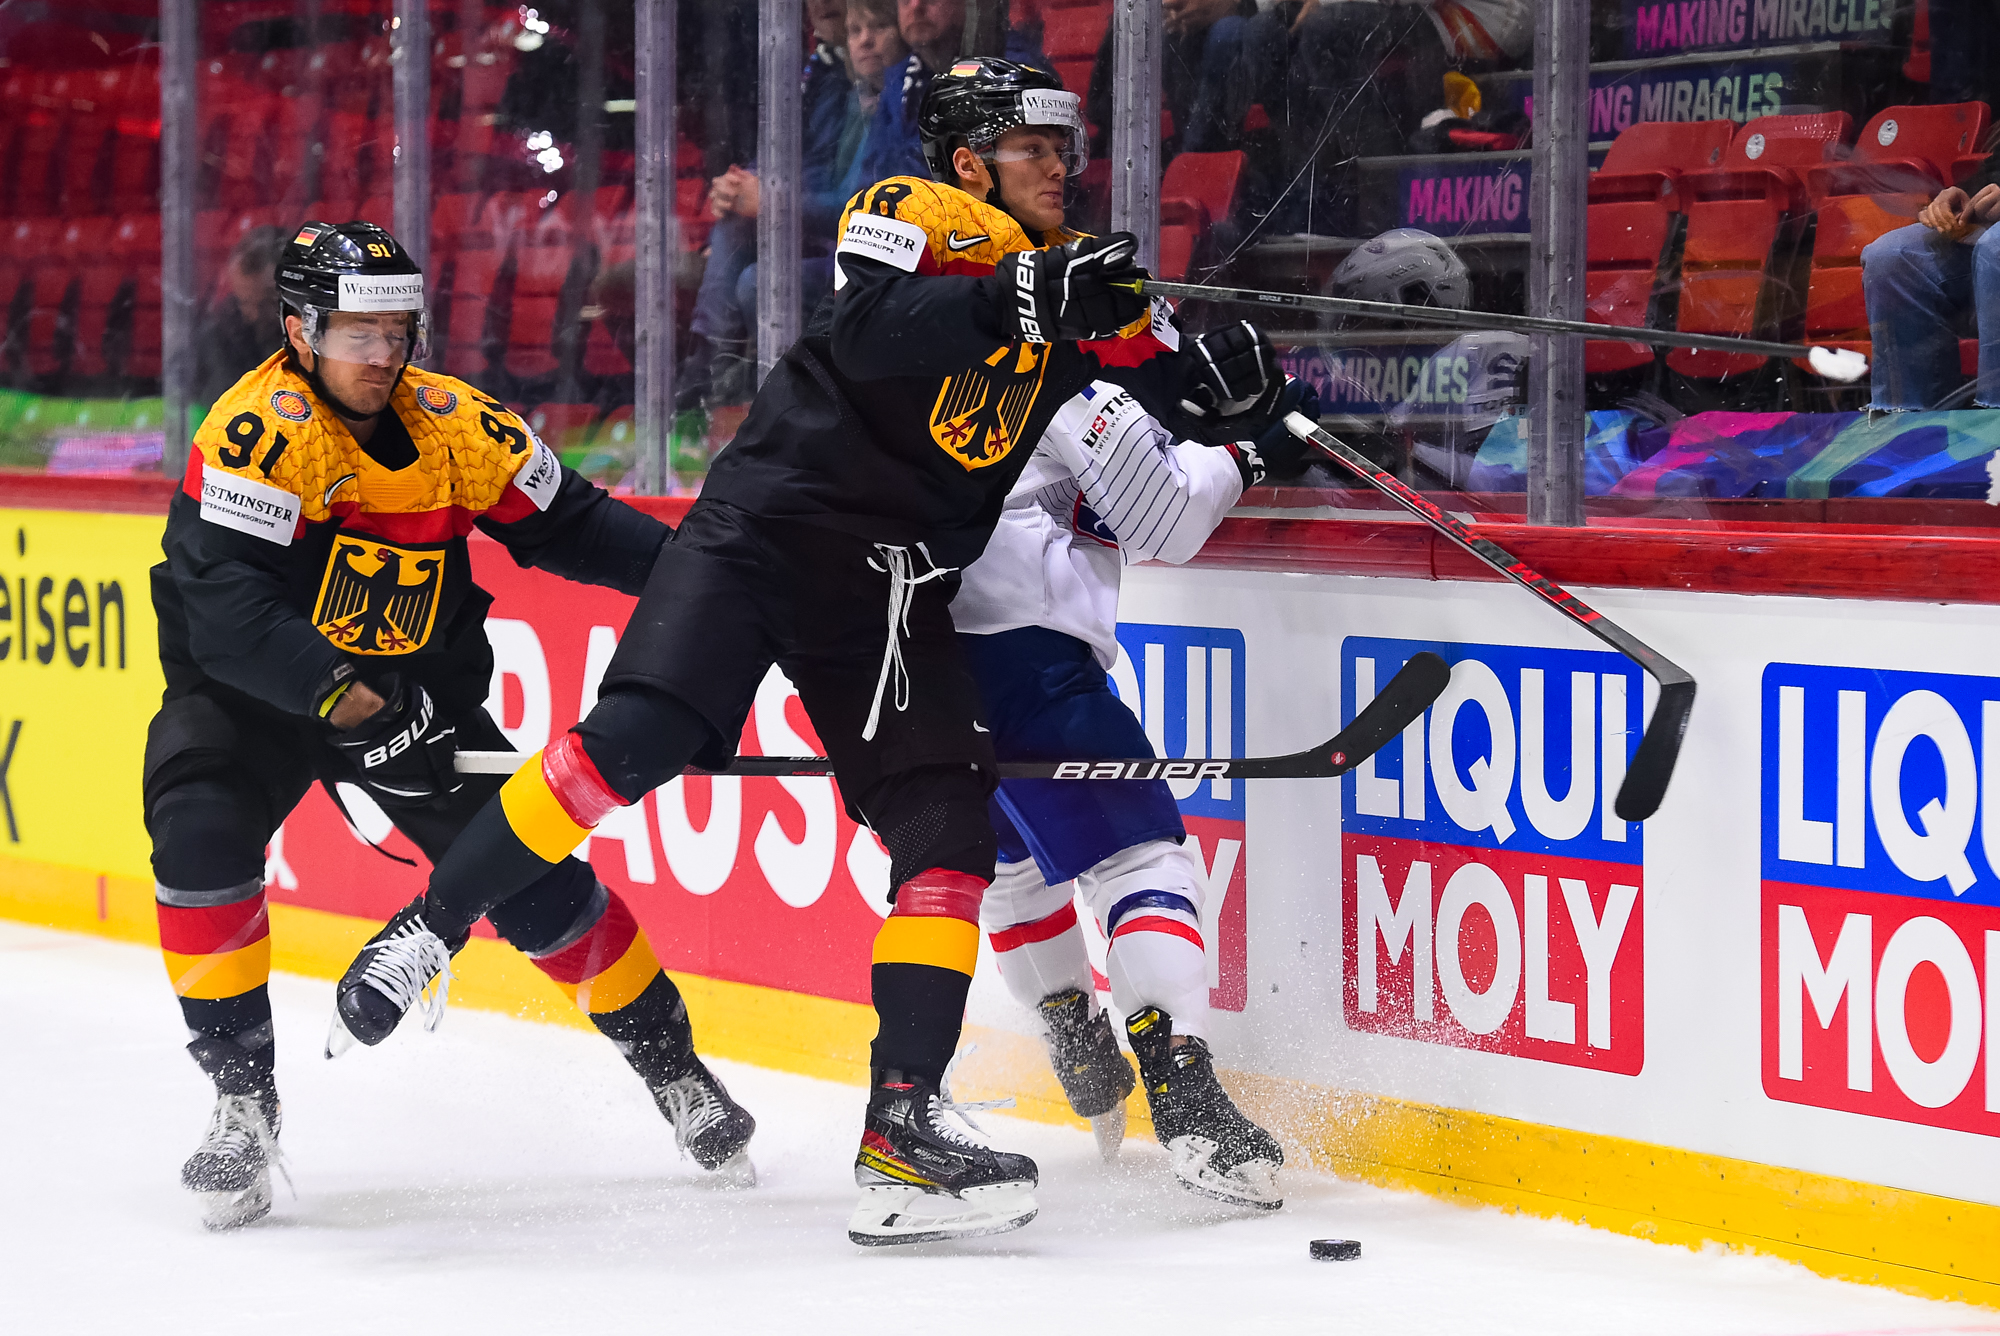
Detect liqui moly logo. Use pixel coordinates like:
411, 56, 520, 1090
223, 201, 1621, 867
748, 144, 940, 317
1107, 622, 1248, 1011
1342, 638, 1645, 1073
1761, 665, 2000, 1136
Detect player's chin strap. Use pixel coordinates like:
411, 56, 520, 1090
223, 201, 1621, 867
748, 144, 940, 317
862, 542, 955, 742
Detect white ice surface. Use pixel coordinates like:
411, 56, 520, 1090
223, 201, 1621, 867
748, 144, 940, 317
4, 921, 1992, 1336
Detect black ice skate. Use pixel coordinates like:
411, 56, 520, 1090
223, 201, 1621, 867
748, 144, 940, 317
326, 898, 467, 1057
182, 1036, 286, 1231
849, 1069, 1039, 1245
1037, 987, 1135, 1160
650, 1060, 758, 1186
1126, 1007, 1284, 1210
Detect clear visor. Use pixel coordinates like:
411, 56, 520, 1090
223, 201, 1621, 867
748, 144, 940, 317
299, 305, 430, 365
987, 130, 1087, 180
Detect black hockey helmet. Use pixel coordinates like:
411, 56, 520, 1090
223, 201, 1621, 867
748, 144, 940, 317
277, 220, 430, 362
918, 56, 1087, 190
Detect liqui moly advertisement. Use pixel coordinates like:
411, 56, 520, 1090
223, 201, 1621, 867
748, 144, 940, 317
1341, 638, 1645, 1074
1761, 664, 2000, 1137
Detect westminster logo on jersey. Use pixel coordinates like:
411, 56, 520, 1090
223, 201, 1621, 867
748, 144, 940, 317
931, 343, 1049, 470
311, 538, 445, 655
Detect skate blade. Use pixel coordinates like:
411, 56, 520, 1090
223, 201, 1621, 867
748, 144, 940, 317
1167, 1137, 1284, 1211
846, 1180, 1037, 1246
705, 1149, 757, 1189
195, 1176, 273, 1231
324, 1008, 360, 1059
1090, 1102, 1127, 1162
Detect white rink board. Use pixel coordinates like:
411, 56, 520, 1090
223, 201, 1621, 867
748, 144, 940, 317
1081, 562, 2000, 1207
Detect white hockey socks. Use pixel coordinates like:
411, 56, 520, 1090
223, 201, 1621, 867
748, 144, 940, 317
1078, 839, 1210, 1039
982, 856, 1095, 1010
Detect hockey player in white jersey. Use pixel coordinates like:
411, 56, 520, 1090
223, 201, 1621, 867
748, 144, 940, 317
952, 321, 1316, 1209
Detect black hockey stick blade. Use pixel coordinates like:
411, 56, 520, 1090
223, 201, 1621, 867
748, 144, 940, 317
1284, 413, 1696, 822
450, 654, 1449, 784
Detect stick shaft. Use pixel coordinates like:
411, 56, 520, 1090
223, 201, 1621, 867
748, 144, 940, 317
1141, 278, 1821, 361
1285, 415, 1693, 689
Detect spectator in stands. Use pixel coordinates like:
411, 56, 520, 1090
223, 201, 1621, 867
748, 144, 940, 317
195, 227, 285, 408
858, 0, 1049, 184
680, 0, 860, 408
1861, 169, 2000, 410
1086, 0, 1258, 160
1260, 0, 1531, 234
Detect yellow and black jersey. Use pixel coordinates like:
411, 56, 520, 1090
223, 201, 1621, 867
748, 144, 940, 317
697, 175, 1182, 568
155, 352, 668, 717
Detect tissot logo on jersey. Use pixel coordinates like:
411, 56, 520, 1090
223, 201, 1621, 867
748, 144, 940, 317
1343, 637, 1645, 1074
1107, 622, 1248, 1011
1759, 663, 2000, 1137
312, 538, 445, 655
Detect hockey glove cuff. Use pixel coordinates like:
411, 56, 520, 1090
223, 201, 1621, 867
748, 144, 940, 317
994, 233, 1149, 344
1221, 378, 1320, 489
1179, 321, 1281, 423
329, 675, 463, 811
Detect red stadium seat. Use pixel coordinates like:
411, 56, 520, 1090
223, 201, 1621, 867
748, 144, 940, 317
1041, 2, 1109, 97
440, 247, 504, 379
1582, 119, 1735, 373
1905, 0, 1931, 83
582, 242, 635, 377
1156, 151, 1244, 282
351, 194, 397, 229
1802, 103, 1993, 364
12, 106, 63, 217
505, 210, 582, 380
1666, 113, 1853, 379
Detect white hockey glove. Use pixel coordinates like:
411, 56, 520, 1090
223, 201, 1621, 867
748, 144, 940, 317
994, 233, 1150, 344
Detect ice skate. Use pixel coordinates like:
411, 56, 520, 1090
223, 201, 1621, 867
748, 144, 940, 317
1037, 987, 1134, 1160
849, 1070, 1038, 1245
327, 898, 465, 1056
182, 1036, 284, 1230
651, 1060, 758, 1185
1127, 1007, 1283, 1210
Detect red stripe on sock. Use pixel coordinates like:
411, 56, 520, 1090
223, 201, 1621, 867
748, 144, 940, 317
532, 890, 639, 985
1109, 914, 1204, 950
156, 895, 270, 956
892, 868, 987, 922
987, 900, 1079, 952
542, 731, 627, 828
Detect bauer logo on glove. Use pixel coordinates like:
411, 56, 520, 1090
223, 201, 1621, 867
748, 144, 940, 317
329, 675, 463, 809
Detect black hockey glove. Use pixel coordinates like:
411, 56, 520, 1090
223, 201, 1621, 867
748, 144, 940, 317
329, 675, 462, 810
994, 233, 1150, 344
1179, 321, 1282, 423
1223, 378, 1321, 488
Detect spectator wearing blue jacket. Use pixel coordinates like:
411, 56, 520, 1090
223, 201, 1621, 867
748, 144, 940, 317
858, 0, 1052, 187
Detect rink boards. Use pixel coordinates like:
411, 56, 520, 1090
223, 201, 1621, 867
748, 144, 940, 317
2, 500, 1997, 1306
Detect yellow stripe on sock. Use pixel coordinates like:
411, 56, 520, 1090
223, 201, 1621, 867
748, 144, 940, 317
577, 929, 663, 1015
163, 938, 273, 1000
871, 916, 978, 976
498, 752, 592, 863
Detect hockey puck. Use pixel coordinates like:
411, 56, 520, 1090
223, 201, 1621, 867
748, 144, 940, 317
1309, 1238, 1361, 1261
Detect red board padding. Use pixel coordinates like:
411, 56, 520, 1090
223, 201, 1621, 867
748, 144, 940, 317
16, 472, 2000, 606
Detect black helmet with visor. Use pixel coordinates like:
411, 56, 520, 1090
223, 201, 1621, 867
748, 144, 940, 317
918, 57, 1087, 211
277, 220, 430, 368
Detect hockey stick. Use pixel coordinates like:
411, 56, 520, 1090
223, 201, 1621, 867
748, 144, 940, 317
1121, 277, 1869, 382
1284, 414, 1694, 821
453, 651, 1449, 782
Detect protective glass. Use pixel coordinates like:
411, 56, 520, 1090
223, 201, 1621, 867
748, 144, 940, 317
300, 306, 431, 366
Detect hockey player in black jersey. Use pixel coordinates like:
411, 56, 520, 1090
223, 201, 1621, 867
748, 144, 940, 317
148, 222, 754, 1229
327, 57, 1174, 1245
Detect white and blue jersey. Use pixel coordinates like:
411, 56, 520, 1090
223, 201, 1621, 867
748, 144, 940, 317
953, 380, 1242, 881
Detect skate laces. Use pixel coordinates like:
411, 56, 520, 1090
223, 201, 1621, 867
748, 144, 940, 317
361, 919, 455, 1032
861, 543, 954, 742
656, 1071, 726, 1157
936, 1044, 1016, 1139
202, 1095, 294, 1198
